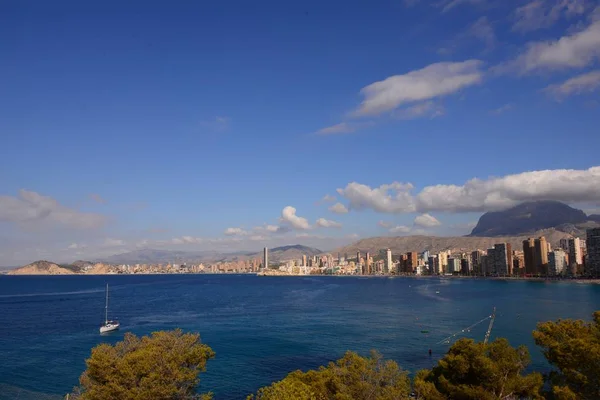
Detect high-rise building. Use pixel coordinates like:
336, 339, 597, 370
427, 256, 436, 275
512, 251, 525, 275
422, 250, 430, 261
302, 255, 307, 267
406, 252, 418, 274
460, 258, 470, 275
365, 252, 371, 275
587, 228, 600, 278
386, 249, 393, 275
470, 250, 483, 275
263, 247, 268, 270
523, 238, 536, 275
559, 238, 569, 251
568, 238, 583, 266
492, 243, 512, 276
534, 237, 549, 275
437, 252, 449, 273
548, 250, 567, 276
447, 258, 461, 273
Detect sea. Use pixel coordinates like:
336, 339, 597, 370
0, 274, 599, 400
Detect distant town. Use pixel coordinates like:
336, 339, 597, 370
259, 228, 600, 279
7, 228, 600, 278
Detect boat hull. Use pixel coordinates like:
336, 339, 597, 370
100, 323, 120, 333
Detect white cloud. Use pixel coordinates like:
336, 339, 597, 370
329, 202, 349, 214
336, 166, 600, 214
103, 238, 126, 247
249, 235, 267, 241
316, 218, 342, 228
321, 194, 337, 203
224, 227, 248, 236
316, 123, 355, 135
510, 20, 600, 73
441, 0, 486, 13
395, 101, 445, 120
280, 206, 311, 230
415, 166, 600, 212
544, 70, 600, 98
0, 190, 106, 230
315, 121, 376, 136
378, 220, 392, 228
253, 224, 287, 234
67, 243, 87, 250
353, 60, 483, 116
513, 0, 592, 32
336, 182, 416, 213
414, 213, 442, 228
389, 225, 412, 234
170, 236, 205, 245
470, 16, 496, 50
89, 193, 107, 204
489, 103, 514, 115
264, 225, 281, 232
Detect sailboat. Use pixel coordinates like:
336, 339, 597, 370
99, 284, 120, 334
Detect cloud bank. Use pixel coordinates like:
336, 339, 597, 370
0, 190, 106, 230
335, 166, 600, 214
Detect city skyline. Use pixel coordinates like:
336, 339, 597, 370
2, 1, 600, 265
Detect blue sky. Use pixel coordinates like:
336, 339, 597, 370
1, 0, 600, 265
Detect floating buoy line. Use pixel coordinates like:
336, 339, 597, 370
435, 307, 496, 345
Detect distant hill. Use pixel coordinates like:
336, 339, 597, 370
589, 214, 600, 223
97, 245, 322, 265
257, 245, 322, 262
470, 201, 593, 237
98, 249, 232, 265
334, 229, 575, 257
7, 260, 78, 275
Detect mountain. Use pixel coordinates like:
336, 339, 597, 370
470, 201, 590, 237
260, 245, 322, 262
589, 214, 600, 223
7, 260, 78, 275
98, 249, 231, 264
98, 245, 322, 265
333, 229, 575, 257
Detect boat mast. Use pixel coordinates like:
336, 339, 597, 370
105, 283, 109, 324
483, 307, 496, 344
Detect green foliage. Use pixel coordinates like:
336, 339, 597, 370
533, 311, 600, 399
70, 329, 215, 400
413, 338, 543, 400
248, 350, 411, 400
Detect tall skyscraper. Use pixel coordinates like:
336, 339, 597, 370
365, 252, 371, 275
587, 228, 600, 278
302, 255, 307, 267
386, 249, 393, 274
548, 250, 567, 276
492, 243, 511, 275
523, 238, 536, 274
406, 252, 418, 274
263, 247, 268, 270
534, 237, 549, 275
568, 238, 583, 266
471, 250, 483, 275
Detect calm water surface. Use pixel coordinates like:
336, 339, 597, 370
0, 274, 599, 399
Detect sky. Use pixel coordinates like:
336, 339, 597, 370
1, 0, 600, 265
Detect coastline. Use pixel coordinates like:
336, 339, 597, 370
5, 272, 599, 285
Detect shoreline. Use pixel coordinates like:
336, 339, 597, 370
4, 272, 600, 284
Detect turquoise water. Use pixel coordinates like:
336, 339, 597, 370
0, 275, 599, 399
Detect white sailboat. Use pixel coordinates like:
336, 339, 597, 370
99, 283, 120, 333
